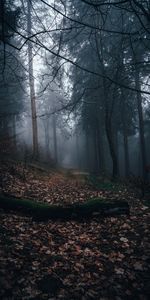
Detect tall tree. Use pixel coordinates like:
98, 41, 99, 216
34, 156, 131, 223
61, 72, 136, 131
0, 1, 25, 155
27, 0, 38, 159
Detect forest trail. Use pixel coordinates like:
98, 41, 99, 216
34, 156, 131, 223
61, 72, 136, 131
0, 161, 150, 299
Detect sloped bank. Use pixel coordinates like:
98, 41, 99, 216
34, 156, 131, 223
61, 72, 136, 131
0, 194, 129, 221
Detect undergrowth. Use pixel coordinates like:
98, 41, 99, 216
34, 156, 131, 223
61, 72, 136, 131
87, 175, 123, 191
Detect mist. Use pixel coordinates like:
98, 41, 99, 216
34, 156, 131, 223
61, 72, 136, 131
0, 1, 150, 299
0, 0, 150, 179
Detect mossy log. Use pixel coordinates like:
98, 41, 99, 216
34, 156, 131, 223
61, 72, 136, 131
0, 194, 129, 221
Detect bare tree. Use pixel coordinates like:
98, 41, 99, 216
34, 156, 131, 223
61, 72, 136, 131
27, 0, 38, 159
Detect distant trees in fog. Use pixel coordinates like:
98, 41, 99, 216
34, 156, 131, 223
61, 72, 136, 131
0, 0, 149, 178
0, 1, 25, 155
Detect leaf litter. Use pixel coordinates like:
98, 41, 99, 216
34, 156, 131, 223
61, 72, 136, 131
0, 161, 150, 299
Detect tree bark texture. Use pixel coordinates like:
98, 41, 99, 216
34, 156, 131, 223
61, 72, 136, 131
121, 101, 130, 177
135, 66, 147, 181
27, 0, 38, 159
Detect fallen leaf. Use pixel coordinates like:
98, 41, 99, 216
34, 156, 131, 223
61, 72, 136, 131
120, 237, 128, 243
115, 267, 124, 275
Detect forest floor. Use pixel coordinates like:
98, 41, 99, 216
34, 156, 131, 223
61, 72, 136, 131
0, 160, 150, 300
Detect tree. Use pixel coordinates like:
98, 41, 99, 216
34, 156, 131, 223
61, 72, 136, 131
27, 0, 38, 159
1, 0, 149, 177
0, 0, 20, 44
54, 0, 149, 178
0, 1, 26, 156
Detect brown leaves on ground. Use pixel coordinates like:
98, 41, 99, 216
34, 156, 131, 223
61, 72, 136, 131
0, 161, 150, 299
0, 161, 92, 205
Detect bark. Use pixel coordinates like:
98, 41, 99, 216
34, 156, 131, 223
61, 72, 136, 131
121, 91, 130, 178
76, 133, 80, 168
93, 128, 99, 173
113, 127, 119, 175
27, 0, 38, 159
123, 128, 130, 177
0, 194, 129, 221
122, 116, 130, 177
135, 66, 147, 181
120, 29, 130, 178
96, 125, 105, 174
43, 118, 51, 161
99, 39, 119, 179
85, 130, 90, 171
52, 112, 58, 164
105, 112, 119, 179
12, 115, 17, 149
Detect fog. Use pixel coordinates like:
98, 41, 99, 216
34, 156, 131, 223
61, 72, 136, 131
0, 0, 150, 180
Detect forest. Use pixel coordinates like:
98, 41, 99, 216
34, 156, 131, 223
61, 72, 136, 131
0, 0, 150, 299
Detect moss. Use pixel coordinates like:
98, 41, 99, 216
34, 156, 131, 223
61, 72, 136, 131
0, 195, 50, 211
0, 194, 75, 220
0, 194, 129, 220
143, 200, 150, 207
78, 198, 128, 210
87, 175, 122, 191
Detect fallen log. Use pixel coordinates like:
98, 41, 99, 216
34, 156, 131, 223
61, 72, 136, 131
0, 194, 129, 221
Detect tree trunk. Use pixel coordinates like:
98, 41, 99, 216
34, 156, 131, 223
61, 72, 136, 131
96, 124, 105, 174
99, 39, 118, 179
120, 89, 130, 178
122, 115, 130, 177
76, 132, 81, 168
123, 129, 130, 177
105, 112, 118, 179
113, 127, 119, 175
52, 112, 58, 164
93, 128, 99, 173
0, 194, 129, 221
27, 0, 38, 159
85, 129, 90, 171
135, 66, 147, 181
12, 115, 17, 149
43, 118, 51, 161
